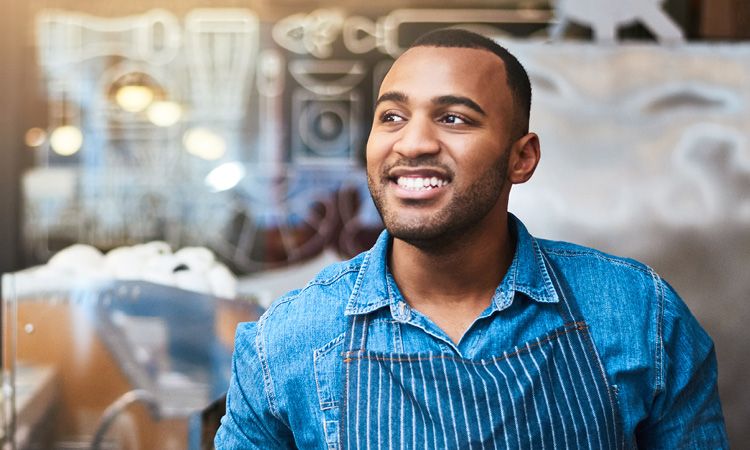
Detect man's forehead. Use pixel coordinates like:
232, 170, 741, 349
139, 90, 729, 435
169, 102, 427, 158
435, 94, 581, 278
391, 45, 504, 72
378, 46, 507, 102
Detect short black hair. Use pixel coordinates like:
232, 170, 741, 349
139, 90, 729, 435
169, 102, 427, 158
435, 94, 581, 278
410, 28, 531, 138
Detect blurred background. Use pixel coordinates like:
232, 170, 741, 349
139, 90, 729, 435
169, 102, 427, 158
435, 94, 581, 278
0, 0, 748, 448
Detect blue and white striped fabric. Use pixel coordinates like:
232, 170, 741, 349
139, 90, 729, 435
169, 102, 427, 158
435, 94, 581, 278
341, 253, 622, 450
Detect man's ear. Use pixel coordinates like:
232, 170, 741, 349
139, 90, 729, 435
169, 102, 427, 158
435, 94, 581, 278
507, 132, 540, 185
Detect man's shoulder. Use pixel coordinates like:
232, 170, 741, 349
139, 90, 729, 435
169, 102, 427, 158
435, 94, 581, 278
535, 237, 662, 308
269, 251, 365, 312
538, 237, 654, 278
254, 251, 367, 349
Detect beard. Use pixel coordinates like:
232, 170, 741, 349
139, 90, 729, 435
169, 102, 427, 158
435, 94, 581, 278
368, 150, 509, 249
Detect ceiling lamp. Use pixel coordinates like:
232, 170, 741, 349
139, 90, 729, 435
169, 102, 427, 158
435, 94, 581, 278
205, 162, 245, 192
110, 72, 161, 113
147, 101, 183, 127
49, 125, 83, 156
183, 127, 226, 160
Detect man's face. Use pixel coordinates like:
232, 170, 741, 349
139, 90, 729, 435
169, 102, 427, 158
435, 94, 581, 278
366, 46, 517, 243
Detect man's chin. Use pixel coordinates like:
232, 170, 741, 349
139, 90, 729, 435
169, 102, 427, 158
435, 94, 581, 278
385, 221, 453, 247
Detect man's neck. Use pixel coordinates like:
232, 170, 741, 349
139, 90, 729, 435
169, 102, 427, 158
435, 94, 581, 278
389, 212, 515, 343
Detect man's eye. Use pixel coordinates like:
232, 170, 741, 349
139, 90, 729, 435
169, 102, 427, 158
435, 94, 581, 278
381, 113, 405, 123
440, 114, 468, 125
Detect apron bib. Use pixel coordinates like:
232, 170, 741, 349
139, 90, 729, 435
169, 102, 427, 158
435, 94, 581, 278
341, 252, 622, 450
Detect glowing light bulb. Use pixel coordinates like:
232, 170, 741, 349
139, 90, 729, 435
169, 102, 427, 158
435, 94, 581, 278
183, 128, 226, 160
147, 101, 182, 127
115, 85, 154, 112
205, 162, 246, 192
49, 126, 83, 156
25, 127, 47, 147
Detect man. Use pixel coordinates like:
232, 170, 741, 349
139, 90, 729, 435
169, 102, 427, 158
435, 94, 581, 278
216, 29, 728, 449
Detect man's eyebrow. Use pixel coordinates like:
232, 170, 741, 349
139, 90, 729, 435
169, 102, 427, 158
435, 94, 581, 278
374, 91, 408, 109
434, 95, 486, 116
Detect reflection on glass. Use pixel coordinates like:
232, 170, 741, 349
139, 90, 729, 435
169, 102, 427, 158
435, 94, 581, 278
2, 273, 262, 449
205, 162, 245, 192
24, 128, 47, 148
49, 125, 83, 156
146, 101, 182, 127
183, 127, 226, 160
115, 85, 155, 113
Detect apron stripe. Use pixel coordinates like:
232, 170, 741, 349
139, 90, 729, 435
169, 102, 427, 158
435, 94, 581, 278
377, 361, 382, 450
441, 357, 461, 449
356, 337, 363, 450
417, 357, 439, 450
527, 342, 557, 450
388, 361, 393, 450
557, 331, 594, 447
366, 359, 372, 450
430, 355, 450, 449
452, 359, 474, 448
517, 349, 546, 450
461, 362, 485, 448
481, 362, 508, 449
504, 354, 533, 449
562, 330, 604, 449
539, 337, 571, 449
470, 362, 497, 450
399, 361, 405, 450
405, 363, 417, 450
494, 358, 521, 450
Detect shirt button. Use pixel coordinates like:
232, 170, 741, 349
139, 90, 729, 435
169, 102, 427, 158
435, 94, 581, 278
398, 302, 409, 320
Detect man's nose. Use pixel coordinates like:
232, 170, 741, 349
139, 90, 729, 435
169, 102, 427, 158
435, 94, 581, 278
392, 117, 440, 158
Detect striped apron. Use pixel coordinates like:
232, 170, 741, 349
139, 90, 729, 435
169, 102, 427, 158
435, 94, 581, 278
340, 253, 622, 449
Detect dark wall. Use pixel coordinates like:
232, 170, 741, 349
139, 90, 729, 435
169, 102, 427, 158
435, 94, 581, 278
0, 1, 24, 275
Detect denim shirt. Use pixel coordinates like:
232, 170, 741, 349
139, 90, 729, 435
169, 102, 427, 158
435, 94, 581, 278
215, 215, 728, 449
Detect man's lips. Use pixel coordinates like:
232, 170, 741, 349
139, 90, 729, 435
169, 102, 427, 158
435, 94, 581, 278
385, 168, 452, 198
394, 175, 448, 190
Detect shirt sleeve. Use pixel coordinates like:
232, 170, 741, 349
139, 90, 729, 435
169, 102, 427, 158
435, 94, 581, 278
214, 322, 295, 449
636, 278, 729, 448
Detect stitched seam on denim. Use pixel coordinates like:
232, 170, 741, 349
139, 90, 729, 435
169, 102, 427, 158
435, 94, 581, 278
544, 248, 651, 275
533, 237, 558, 297
261, 289, 303, 316
611, 384, 625, 450
340, 348, 351, 447
394, 320, 403, 353
342, 322, 586, 364
323, 420, 339, 449
305, 264, 361, 288
368, 317, 397, 325
314, 332, 345, 411
228, 354, 271, 444
653, 270, 666, 398
345, 249, 373, 313
466, 323, 486, 359
255, 314, 289, 426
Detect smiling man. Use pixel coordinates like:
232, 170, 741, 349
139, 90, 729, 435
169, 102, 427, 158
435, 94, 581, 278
215, 29, 728, 449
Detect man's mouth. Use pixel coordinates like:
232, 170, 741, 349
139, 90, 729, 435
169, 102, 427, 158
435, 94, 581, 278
395, 176, 449, 191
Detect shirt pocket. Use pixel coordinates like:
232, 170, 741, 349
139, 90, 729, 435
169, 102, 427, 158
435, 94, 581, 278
314, 332, 345, 450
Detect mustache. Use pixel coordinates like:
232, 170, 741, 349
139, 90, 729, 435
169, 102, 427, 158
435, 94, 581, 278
381, 156, 454, 178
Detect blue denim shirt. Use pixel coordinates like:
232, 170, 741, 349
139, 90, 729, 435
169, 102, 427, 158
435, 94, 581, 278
215, 215, 728, 449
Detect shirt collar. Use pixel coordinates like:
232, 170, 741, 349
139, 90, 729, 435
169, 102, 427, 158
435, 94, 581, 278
344, 213, 559, 316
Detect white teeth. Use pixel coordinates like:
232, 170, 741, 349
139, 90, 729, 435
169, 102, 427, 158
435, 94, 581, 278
396, 176, 448, 190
